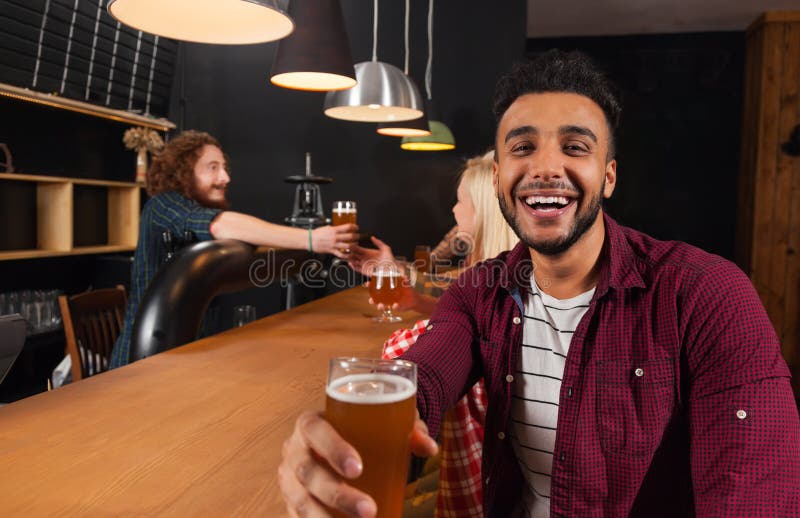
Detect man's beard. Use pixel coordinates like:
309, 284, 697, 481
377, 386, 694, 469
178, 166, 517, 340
191, 186, 229, 210
498, 181, 603, 256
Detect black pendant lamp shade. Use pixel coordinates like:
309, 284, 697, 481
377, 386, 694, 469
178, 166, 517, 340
270, 0, 356, 91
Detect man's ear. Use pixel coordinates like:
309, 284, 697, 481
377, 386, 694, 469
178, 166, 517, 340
604, 159, 617, 199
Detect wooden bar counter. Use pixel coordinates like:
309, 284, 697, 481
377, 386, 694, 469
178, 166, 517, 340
0, 286, 421, 515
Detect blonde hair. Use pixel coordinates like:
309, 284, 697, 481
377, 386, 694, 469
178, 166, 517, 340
459, 150, 519, 263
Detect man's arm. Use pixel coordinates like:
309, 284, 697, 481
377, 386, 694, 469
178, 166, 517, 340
209, 211, 358, 257
682, 260, 800, 515
278, 269, 480, 516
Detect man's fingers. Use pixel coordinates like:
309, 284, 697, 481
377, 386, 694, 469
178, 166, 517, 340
278, 455, 328, 518
301, 460, 377, 518
298, 412, 363, 479
337, 232, 360, 243
409, 418, 438, 457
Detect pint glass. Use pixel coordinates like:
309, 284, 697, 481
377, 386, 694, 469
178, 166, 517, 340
332, 201, 357, 253
332, 201, 357, 226
326, 358, 417, 518
414, 245, 432, 274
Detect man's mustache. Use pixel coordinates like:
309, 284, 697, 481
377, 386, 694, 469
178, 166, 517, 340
512, 180, 580, 197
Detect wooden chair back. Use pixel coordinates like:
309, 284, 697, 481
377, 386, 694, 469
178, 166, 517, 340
58, 286, 127, 382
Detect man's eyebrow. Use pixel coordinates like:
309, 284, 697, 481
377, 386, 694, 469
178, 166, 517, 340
504, 125, 537, 144
560, 125, 597, 143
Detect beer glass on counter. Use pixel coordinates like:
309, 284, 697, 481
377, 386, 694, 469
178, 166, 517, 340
326, 358, 417, 518
332, 201, 357, 253
369, 262, 405, 323
414, 245, 432, 274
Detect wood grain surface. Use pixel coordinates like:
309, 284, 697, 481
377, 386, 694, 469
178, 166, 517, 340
0, 286, 421, 516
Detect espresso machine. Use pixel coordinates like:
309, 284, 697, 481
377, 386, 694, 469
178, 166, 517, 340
285, 152, 332, 228
283, 153, 336, 309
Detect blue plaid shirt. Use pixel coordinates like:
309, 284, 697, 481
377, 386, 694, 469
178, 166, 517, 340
109, 191, 221, 368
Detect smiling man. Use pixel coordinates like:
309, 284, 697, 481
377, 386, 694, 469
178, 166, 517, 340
278, 51, 800, 517
109, 130, 359, 368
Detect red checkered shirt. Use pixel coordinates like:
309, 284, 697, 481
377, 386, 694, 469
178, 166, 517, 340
383, 320, 486, 518
400, 214, 800, 517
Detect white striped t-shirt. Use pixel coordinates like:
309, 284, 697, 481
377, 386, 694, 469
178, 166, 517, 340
510, 279, 594, 518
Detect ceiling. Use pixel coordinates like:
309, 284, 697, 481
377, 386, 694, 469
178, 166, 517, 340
527, 0, 800, 37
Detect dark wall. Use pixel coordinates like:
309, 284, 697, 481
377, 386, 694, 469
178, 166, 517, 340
173, 0, 528, 261
528, 33, 745, 260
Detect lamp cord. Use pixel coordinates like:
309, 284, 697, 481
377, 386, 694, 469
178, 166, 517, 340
372, 0, 378, 62
404, 0, 410, 74
425, 0, 433, 101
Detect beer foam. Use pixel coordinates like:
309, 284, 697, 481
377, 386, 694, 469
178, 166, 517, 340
332, 208, 357, 214
327, 373, 415, 404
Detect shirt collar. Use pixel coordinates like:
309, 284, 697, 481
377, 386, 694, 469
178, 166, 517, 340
595, 213, 646, 297
498, 212, 646, 296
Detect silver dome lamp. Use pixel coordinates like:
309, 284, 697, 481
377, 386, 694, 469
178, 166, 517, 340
324, 0, 424, 123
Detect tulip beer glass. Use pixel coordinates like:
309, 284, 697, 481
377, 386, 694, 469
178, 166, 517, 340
369, 263, 404, 323
326, 358, 417, 518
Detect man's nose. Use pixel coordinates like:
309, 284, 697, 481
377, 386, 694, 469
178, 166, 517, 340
219, 168, 231, 185
528, 143, 564, 181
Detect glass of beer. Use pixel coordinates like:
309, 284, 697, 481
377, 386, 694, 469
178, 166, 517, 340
414, 245, 432, 274
326, 358, 417, 518
332, 201, 357, 253
369, 262, 404, 323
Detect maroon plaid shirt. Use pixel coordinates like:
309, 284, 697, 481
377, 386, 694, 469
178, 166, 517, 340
401, 214, 800, 517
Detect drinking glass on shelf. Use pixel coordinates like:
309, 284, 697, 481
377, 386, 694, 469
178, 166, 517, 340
6, 291, 19, 315
369, 262, 405, 323
325, 357, 417, 518
233, 305, 257, 327
0, 292, 6, 315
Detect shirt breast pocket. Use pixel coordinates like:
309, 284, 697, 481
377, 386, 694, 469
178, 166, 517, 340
596, 358, 675, 457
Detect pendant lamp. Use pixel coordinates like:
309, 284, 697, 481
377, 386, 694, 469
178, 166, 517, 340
324, 0, 424, 123
377, 0, 431, 137
401, 0, 455, 151
107, 0, 294, 45
270, 0, 356, 91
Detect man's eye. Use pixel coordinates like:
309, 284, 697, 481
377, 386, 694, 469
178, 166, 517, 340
564, 143, 589, 154
511, 142, 534, 154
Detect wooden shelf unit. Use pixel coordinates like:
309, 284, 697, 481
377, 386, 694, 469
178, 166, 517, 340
0, 173, 140, 261
0, 81, 175, 131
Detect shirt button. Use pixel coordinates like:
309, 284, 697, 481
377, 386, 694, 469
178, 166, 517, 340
560, 452, 566, 462
426, 324, 433, 331
506, 374, 514, 383
634, 368, 644, 377
512, 316, 521, 325
498, 432, 506, 440
736, 409, 747, 420
567, 387, 573, 397
485, 476, 491, 484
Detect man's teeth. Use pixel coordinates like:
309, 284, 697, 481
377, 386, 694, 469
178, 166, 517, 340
524, 195, 570, 207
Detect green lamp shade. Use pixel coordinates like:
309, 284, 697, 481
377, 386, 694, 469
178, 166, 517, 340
401, 120, 455, 150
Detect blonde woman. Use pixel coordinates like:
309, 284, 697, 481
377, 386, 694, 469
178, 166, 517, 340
349, 150, 518, 517
350, 150, 518, 314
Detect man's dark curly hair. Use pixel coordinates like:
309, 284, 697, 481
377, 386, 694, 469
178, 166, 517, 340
146, 130, 222, 198
492, 50, 621, 157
